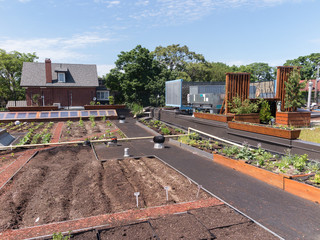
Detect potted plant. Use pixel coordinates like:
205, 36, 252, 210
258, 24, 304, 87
276, 67, 311, 127
228, 96, 260, 123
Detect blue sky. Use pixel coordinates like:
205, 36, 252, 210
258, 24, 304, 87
0, 0, 319, 77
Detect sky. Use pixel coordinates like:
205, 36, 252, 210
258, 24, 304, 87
0, 0, 319, 77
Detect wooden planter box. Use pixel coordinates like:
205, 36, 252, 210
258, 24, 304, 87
8, 106, 59, 111
194, 112, 234, 123
213, 153, 320, 203
84, 105, 126, 110
276, 111, 311, 127
228, 121, 301, 139
233, 113, 260, 123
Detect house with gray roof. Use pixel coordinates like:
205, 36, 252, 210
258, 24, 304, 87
20, 59, 109, 107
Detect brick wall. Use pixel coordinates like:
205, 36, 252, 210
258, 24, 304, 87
26, 87, 96, 107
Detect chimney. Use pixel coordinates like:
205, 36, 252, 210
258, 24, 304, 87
45, 58, 52, 83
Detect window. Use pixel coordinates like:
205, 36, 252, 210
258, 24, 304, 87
97, 90, 109, 100
58, 73, 65, 82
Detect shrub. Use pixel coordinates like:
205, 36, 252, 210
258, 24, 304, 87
228, 96, 258, 114
259, 99, 272, 123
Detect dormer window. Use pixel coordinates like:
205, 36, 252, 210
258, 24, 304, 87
58, 72, 66, 82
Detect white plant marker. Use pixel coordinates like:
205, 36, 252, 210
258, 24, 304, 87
164, 186, 170, 201
35, 217, 40, 223
124, 148, 129, 157
134, 192, 140, 208
196, 185, 202, 198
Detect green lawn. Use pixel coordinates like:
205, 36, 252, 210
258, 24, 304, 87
299, 127, 320, 143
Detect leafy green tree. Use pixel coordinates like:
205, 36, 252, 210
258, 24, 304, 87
183, 62, 231, 82
104, 45, 174, 106
153, 44, 206, 72
235, 63, 275, 82
284, 53, 320, 80
0, 49, 38, 106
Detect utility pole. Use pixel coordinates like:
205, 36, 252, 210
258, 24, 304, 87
315, 63, 320, 105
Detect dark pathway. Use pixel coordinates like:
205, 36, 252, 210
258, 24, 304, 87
110, 119, 320, 240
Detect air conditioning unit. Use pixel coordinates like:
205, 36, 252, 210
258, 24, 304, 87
53, 103, 61, 109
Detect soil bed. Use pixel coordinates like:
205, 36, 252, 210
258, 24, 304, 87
0, 145, 210, 231
59, 120, 124, 142
46, 204, 278, 240
139, 119, 184, 135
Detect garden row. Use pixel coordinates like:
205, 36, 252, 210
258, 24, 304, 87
60, 117, 126, 142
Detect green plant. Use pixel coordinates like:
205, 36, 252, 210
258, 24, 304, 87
78, 118, 84, 127
129, 103, 143, 117
161, 127, 170, 135
259, 99, 272, 123
108, 96, 114, 105
90, 101, 96, 105
312, 173, 320, 184
89, 115, 95, 124
236, 145, 253, 160
52, 232, 71, 240
102, 115, 106, 122
106, 121, 112, 127
32, 94, 40, 106
228, 96, 258, 114
292, 154, 308, 172
284, 67, 306, 111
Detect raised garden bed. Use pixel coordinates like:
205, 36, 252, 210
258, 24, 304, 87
59, 119, 126, 142
84, 104, 126, 110
228, 121, 301, 139
7, 106, 59, 112
213, 145, 320, 203
276, 111, 311, 127
139, 119, 185, 135
0, 121, 55, 146
233, 113, 260, 123
0, 145, 211, 231
193, 112, 234, 122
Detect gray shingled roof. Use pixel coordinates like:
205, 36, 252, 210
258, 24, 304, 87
20, 62, 99, 87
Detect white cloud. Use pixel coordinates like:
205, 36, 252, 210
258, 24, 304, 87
0, 34, 110, 62
129, 0, 310, 25
18, 0, 31, 3
97, 64, 115, 77
94, 0, 120, 7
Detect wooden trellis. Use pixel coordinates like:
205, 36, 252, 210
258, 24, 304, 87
276, 66, 300, 112
221, 72, 251, 114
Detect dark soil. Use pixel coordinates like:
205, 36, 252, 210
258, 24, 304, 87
189, 205, 250, 229
149, 213, 214, 239
99, 222, 156, 240
71, 230, 97, 239
0, 145, 209, 231
210, 221, 278, 239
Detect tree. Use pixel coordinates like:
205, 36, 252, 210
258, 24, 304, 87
284, 53, 320, 80
284, 67, 306, 111
153, 44, 206, 72
104, 45, 175, 106
0, 49, 38, 106
235, 63, 275, 82
183, 62, 231, 82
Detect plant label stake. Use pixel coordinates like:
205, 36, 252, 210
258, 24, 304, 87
196, 185, 202, 198
124, 148, 129, 157
35, 217, 40, 223
164, 186, 170, 201
134, 192, 140, 208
